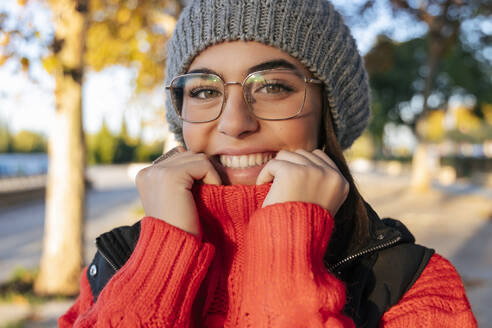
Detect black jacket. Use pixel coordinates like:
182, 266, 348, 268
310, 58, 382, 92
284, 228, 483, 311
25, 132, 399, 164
86, 203, 434, 328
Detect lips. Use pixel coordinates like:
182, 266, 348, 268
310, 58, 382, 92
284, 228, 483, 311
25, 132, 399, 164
219, 152, 275, 169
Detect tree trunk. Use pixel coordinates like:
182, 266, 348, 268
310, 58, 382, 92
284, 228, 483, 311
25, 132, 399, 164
411, 143, 433, 192
34, 0, 88, 295
410, 19, 443, 194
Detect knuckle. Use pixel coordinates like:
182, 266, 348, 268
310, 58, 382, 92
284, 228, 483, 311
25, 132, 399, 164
292, 166, 309, 179
276, 149, 289, 158
327, 172, 345, 188
313, 165, 325, 175
135, 167, 149, 182
196, 153, 208, 160
342, 179, 350, 194
336, 175, 350, 192
205, 161, 216, 172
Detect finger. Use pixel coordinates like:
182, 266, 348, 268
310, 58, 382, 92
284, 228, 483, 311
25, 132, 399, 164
312, 149, 342, 173
182, 160, 222, 186
295, 149, 328, 167
256, 159, 276, 185
256, 159, 298, 185
202, 168, 222, 185
153, 150, 205, 167
274, 149, 312, 166
152, 146, 186, 165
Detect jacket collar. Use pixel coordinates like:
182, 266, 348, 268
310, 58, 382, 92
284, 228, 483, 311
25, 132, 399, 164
96, 198, 415, 274
327, 201, 415, 272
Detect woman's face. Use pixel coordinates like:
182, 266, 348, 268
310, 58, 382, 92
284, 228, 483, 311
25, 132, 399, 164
183, 41, 323, 185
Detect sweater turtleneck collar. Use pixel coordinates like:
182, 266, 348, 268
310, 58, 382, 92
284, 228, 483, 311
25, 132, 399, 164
192, 183, 272, 228
190, 183, 273, 323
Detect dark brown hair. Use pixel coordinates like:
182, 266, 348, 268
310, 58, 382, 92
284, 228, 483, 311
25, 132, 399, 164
318, 93, 370, 266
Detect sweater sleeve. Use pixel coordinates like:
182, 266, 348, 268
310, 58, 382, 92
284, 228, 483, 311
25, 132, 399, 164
58, 217, 215, 328
237, 202, 355, 328
380, 253, 477, 327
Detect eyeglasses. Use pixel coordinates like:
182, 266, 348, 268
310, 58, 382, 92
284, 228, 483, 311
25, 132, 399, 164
165, 69, 322, 123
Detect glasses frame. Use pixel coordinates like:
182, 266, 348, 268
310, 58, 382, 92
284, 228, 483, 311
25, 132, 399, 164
165, 68, 323, 123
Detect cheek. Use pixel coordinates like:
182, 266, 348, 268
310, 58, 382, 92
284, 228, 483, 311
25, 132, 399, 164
275, 118, 320, 150
182, 123, 207, 151
286, 103, 322, 149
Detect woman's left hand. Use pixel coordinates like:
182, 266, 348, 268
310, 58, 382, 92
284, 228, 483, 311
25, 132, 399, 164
256, 149, 349, 216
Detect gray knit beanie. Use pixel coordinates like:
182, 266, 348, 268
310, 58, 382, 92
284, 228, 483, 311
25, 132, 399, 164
165, 0, 370, 150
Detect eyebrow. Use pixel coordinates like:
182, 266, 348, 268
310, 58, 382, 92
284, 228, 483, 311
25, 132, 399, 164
247, 59, 297, 74
187, 59, 298, 76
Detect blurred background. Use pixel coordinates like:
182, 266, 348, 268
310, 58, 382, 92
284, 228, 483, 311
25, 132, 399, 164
0, 0, 491, 326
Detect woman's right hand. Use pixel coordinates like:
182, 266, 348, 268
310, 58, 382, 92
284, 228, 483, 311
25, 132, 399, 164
135, 146, 222, 237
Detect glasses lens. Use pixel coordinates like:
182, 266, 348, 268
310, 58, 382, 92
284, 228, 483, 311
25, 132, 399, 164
244, 70, 306, 120
170, 74, 224, 122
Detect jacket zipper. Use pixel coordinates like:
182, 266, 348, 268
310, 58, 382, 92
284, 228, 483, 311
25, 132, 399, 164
97, 245, 118, 272
95, 232, 402, 274
327, 235, 402, 272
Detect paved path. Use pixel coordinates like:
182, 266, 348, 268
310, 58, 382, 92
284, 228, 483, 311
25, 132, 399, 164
1, 166, 491, 327
0, 165, 142, 283
355, 171, 492, 327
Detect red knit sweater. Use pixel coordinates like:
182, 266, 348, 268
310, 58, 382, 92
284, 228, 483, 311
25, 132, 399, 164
59, 184, 477, 327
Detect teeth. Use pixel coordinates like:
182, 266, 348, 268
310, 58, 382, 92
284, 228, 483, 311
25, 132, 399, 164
249, 155, 256, 166
220, 153, 274, 168
240, 155, 248, 168
256, 153, 262, 165
232, 156, 240, 167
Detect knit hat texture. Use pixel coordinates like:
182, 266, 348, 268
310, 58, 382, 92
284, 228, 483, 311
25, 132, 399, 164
165, 0, 371, 150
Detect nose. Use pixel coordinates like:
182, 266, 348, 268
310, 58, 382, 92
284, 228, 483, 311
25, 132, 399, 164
217, 85, 259, 138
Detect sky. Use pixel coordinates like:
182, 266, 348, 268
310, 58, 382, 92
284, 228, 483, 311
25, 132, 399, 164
0, 0, 428, 147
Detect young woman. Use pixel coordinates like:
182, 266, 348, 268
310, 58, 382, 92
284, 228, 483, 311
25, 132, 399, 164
60, 0, 477, 327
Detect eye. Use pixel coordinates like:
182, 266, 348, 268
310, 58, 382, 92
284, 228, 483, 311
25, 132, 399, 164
189, 87, 222, 99
256, 82, 293, 94
255, 82, 293, 96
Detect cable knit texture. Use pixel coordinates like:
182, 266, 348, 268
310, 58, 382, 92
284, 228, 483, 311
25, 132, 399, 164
59, 184, 476, 327
380, 253, 477, 327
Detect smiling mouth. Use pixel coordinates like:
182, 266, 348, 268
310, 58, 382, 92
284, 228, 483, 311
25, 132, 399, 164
218, 152, 275, 169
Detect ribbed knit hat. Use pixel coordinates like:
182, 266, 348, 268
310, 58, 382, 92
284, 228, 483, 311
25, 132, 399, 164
165, 0, 370, 150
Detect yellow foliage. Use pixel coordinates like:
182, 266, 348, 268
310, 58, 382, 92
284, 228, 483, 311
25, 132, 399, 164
482, 104, 492, 125
11, 294, 29, 305
116, 7, 131, 24
118, 25, 134, 39
84, 0, 170, 90
29, 0, 180, 91
150, 11, 177, 36
344, 132, 375, 159
418, 110, 445, 142
0, 32, 10, 46
42, 54, 60, 74
0, 54, 12, 66
455, 106, 481, 133
20, 57, 30, 71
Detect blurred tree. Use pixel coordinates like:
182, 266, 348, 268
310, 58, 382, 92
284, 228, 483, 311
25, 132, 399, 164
86, 119, 164, 164
0, 122, 13, 153
12, 130, 47, 153
33, 0, 89, 296
344, 0, 492, 190
365, 35, 491, 190
416, 110, 446, 143
1, 0, 183, 295
93, 120, 117, 163
365, 35, 492, 137
134, 140, 164, 163
113, 119, 136, 163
